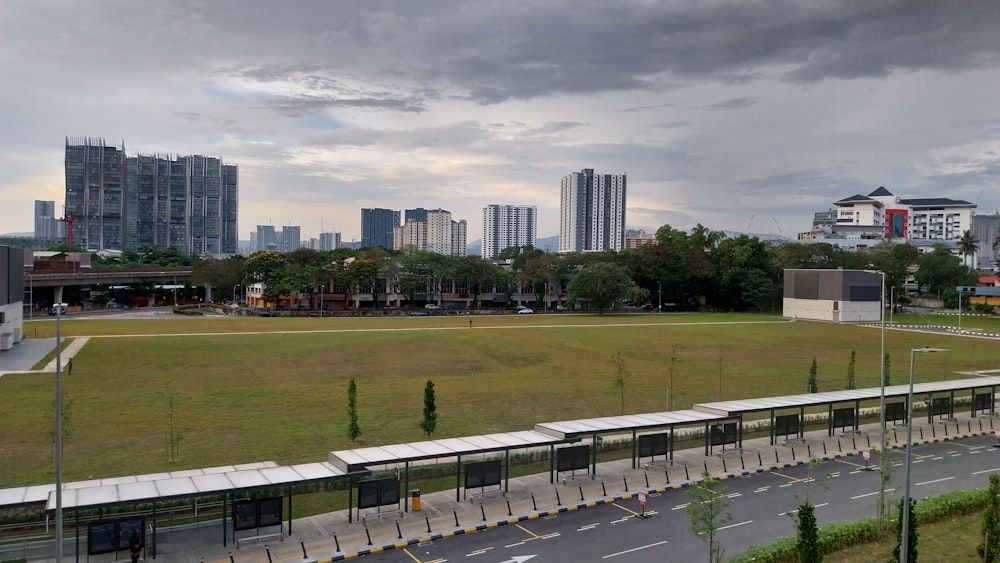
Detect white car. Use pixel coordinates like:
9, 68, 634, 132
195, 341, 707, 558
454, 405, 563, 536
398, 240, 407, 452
517, 308, 534, 314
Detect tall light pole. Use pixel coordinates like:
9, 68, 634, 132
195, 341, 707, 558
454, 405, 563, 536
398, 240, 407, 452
54, 302, 66, 561
658, 281, 662, 313
900, 347, 948, 563
872, 270, 888, 533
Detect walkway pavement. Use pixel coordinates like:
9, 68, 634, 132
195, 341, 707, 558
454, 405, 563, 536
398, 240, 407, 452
18, 410, 997, 563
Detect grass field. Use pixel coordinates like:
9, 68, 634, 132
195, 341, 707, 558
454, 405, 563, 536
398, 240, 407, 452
2, 312, 999, 487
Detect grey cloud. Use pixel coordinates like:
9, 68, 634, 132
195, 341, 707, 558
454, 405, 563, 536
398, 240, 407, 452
703, 97, 758, 111
532, 121, 585, 134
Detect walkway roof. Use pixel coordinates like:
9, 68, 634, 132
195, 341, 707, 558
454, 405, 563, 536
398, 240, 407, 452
692, 375, 1000, 417
533, 409, 725, 440
328, 430, 570, 473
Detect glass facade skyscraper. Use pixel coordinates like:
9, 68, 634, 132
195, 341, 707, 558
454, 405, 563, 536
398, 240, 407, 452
361, 208, 400, 250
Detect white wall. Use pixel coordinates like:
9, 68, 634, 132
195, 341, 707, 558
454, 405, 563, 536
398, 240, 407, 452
0, 301, 24, 350
783, 298, 880, 323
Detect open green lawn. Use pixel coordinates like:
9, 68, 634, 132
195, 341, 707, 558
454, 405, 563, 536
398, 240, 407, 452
2, 312, 999, 487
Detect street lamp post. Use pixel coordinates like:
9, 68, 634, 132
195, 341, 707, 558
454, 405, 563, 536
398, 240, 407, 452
658, 281, 662, 313
900, 347, 948, 563
872, 270, 888, 533
232, 284, 239, 304
54, 302, 67, 561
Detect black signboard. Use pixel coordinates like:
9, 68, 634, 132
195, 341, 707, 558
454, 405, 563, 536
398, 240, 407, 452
885, 401, 907, 423
556, 445, 590, 472
710, 423, 737, 446
87, 518, 145, 556
976, 393, 994, 411
358, 477, 400, 510
833, 407, 855, 429
87, 522, 116, 555
774, 414, 800, 436
931, 397, 951, 417
258, 497, 283, 528
233, 500, 259, 532
637, 433, 670, 458
465, 459, 502, 489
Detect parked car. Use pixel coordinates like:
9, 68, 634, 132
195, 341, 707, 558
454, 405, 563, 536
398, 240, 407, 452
424, 304, 440, 310
257, 309, 275, 317
306, 311, 320, 317
410, 311, 429, 316
518, 308, 534, 314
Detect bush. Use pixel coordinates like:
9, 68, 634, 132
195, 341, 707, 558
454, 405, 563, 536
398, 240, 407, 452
172, 307, 204, 316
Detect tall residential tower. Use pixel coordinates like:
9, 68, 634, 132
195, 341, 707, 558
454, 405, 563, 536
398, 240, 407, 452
559, 168, 626, 253
481, 204, 538, 259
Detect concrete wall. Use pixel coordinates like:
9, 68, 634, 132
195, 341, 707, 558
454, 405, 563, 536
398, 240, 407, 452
782, 269, 882, 323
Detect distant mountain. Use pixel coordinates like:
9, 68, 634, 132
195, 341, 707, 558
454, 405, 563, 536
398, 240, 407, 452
466, 234, 559, 257
721, 230, 791, 242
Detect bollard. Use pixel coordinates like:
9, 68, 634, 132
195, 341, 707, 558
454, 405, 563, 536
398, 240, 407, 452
265, 545, 273, 563
969, 421, 973, 433
531, 494, 537, 511
665, 470, 670, 484
852, 436, 857, 449
481, 505, 487, 521
775, 449, 779, 463
837, 438, 842, 451
365, 528, 373, 546
722, 458, 727, 473
454, 509, 460, 527
301, 540, 308, 557
944, 424, 948, 437
807, 444, 811, 457
894, 428, 899, 443
623, 475, 629, 491
740, 455, 745, 470
507, 500, 513, 516
703, 461, 708, 473
981, 419, 984, 431
791, 447, 795, 459
921, 427, 925, 440
602, 480, 608, 495
396, 522, 403, 539
757, 452, 762, 466
579, 485, 585, 501
644, 472, 649, 487
684, 466, 690, 480
229, 553, 235, 563
425, 515, 432, 533
334, 534, 340, 552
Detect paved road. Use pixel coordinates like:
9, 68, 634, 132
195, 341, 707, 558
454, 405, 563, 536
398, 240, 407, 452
355, 434, 1000, 563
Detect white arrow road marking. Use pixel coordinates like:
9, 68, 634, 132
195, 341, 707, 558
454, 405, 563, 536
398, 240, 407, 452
500, 556, 537, 563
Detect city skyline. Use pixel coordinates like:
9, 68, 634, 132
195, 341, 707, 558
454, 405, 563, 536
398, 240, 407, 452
3, 2, 1000, 244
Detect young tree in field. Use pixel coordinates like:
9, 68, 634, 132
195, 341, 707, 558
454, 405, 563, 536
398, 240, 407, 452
611, 351, 628, 415
794, 501, 822, 563
884, 353, 892, 386
346, 378, 361, 444
891, 498, 918, 563
807, 357, 819, 393
166, 393, 182, 462
846, 349, 856, 390
420, 380, 438, 437
686, 471, 732, 563
565, 262, 634, 314
979, 474, 1000, 562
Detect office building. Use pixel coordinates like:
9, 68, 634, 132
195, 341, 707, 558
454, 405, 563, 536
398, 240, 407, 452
33, 200, 59, 241
559, 168, 627, 253
319, 232, 341, 251
254, 225, 277, 252
65, 138, 239, 253
481, 204, 538, 259
972, 211, 1000, 270
360, 208, 400, 250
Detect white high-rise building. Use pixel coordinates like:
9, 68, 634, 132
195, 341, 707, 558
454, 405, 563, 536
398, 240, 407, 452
482, 204, 537, 259
34, 200, 59, 240
319, 232, 341, 251
559, 169, 626, 253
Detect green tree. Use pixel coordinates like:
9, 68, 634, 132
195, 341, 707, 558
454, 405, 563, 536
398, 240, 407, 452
913, 244, 966, 295
347, 378, 361, 443
566, 262, 634, 314
958, 229, 979, 268
243, 251, 288, 304
686, 471, 732, 563
456, 256, 500, 308
191, 256, 246, 302
794, 501, 821, 563
611, 351, 628, 415
710, 234, 781, 312
980, 474, 1000, 561
846, 349, 856, 390
807, 357, 818, 393
420, 380, 438, 437
891, 498, 918, 563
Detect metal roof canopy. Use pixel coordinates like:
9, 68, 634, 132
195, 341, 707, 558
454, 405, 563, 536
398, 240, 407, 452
693, 375, 1000, 417
533, 409, 726, 440
328, 430, 571, 473
0, 461, 353, 512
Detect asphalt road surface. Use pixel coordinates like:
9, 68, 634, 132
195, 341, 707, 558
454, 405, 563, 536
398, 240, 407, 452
356, 433, 1000, 563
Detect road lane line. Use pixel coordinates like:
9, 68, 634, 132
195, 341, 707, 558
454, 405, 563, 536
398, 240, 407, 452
602, 540, 669, 559
718, 520, 753, 531
851, 488, 895, 500
973, 467, 1000, 475
916, 476, 955, 486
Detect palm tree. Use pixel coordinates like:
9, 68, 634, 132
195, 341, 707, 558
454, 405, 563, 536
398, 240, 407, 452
958, 229, 979, 269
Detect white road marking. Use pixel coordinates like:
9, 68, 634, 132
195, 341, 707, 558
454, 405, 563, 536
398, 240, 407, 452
916, 476, 955, 486
718, 520, 753, 531
602, 540, 669, 559
851, 488, 895, 500
972, 467, 1000, 475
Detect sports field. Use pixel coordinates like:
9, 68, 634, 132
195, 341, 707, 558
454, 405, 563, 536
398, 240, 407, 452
2, 312, 998, 487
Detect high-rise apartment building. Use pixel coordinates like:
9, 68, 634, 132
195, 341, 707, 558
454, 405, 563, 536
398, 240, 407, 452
65, 138, 238, 253
279, 226, 301, 252
255, 225, 277, 252
319, 232, 341, 251
33, 200, 59, 241
559, 168, 627, 253
405, 208, 428, 224
481, 204, 537, 259
361, 208, 400, 250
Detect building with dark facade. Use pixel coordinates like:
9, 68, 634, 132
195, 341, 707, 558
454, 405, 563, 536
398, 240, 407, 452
361, 208, 400, 250
65, 138, 239, 254
783, 269, 882, 323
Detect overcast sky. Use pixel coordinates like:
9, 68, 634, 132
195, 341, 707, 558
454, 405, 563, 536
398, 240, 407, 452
3, 1, 1000, 245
